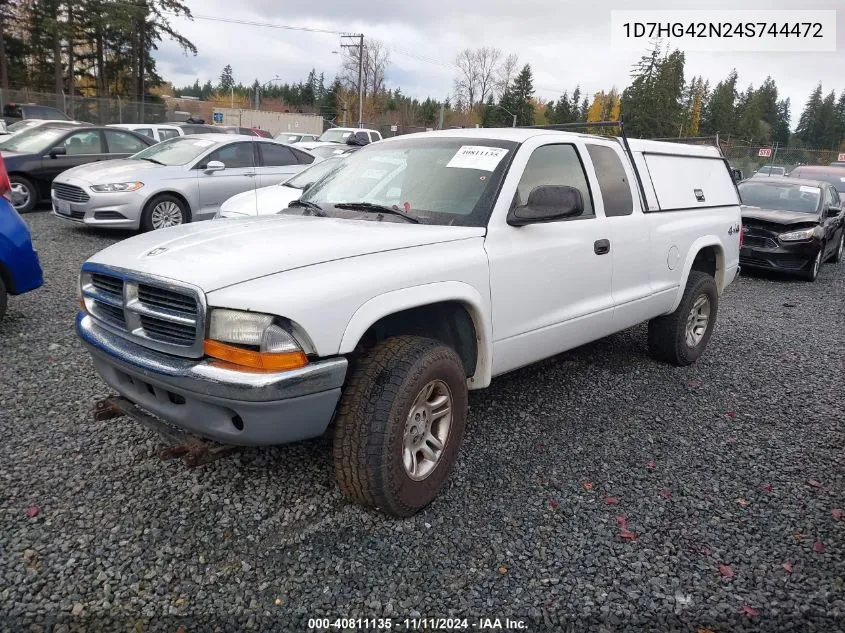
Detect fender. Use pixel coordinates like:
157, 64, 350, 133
338, 281, 493, 388
667, 236, 725, 314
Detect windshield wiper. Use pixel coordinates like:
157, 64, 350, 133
138, 157, 164, 165
333, 202, 421, 224
287, 199, 326, 216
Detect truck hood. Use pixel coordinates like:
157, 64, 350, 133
741, 206, 820, 226
87, 215, 485, 292
58, 159, 178, 184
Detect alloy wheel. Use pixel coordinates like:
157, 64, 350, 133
684, 294, 711, 348
10, 182, 30, 210
150, 201, 183, 229
403, 379, 453, 481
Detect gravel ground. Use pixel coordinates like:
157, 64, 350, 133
1, 211, 844, 633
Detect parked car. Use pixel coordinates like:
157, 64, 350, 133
251, 128, 272, 139
52, 135, 316, 231
75, 128, 741, 516
275, 133, 319, 144
788, 165, 845, 194
169, 122, 219, 135
216, 155, 348, 218
0, 120, 87, 147
753, 165, 787, 177
108, 123, 183, 143
1, 124, 154, 213
294, 127, 382, 151
308, 145, 360, 160
217, 126, 265, 137
0, 153, 43, 320
738, 177, 844, 280
2, 103, 71, 126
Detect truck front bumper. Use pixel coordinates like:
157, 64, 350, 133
77, 313, 347, 446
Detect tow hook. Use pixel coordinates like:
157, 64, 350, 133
92, 395, 238, 467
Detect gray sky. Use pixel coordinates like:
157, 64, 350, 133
155, 0, 844, 125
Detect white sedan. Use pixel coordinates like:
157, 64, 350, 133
216, 155, 347, 218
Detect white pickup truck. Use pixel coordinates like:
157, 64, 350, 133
77, 127, 742, 516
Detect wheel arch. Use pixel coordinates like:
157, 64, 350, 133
144, 190, 193, 222
338, 282, 493, 388
668, 239, 725, 313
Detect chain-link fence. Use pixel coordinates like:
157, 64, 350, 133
2, 88, 170, 125
722, 143, 844, 176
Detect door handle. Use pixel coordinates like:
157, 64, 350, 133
594, 239, 611, 255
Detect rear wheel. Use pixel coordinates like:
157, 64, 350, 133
140, 194, 188, 232
333, 336, 468, 517
648, 271, 719, 366
9, 175, 37, 214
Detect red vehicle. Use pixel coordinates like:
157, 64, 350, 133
251, 128, 272, 138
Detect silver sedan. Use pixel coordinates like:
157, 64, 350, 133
50, 134, 317, 231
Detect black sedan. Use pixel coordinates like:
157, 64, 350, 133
739, 177, 845, 281
0, 124, 154, 213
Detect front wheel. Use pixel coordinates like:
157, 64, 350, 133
333, 336, 468, 517
803, 248, 823, 281
9, 175, 37, 214
140, 194, 189, 232
830, 233, 843, 264
648, 271, 719, 366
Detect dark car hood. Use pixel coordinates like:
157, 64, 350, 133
0, 150, 30, 161
741, 206, 819, 226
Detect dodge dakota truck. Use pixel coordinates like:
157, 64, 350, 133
76, 127, 742, 516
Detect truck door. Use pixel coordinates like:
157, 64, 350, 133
583, 142, 655, 329
484, 141, 615, 375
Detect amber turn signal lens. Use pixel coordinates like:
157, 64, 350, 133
203, 339, 308, 371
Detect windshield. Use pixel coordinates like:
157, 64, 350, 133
283, 157, 345, 189
739, 181, 820, 213
757, 166, 786, 176
317, 129, 354, 143
130, 136, 216, 166
298, 137, 517, 226
0, 126, 70, 153
7, 120, 40, 134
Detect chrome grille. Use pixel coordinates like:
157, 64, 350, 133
52, 182, 90, 203
80, 266, 206, 357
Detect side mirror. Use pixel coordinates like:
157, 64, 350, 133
731, 168, 743, 183
49, 146, 67, 158
204, 160, 225, 172
346, 131, 370, 147
507, 185, 584, 227
826, 206, 841, 218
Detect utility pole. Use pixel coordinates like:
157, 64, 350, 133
341, 33, 365, 128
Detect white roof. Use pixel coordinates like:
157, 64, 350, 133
386, 127, 722, 158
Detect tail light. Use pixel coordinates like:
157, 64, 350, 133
0, 153, 10, 202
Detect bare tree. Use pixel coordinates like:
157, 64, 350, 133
476, 47, 501, 104
341, 38, 390, 104
453, 48, 479, 111
495, 53, 519, 96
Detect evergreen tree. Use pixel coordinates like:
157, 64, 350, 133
773, 98, 791, 147
510, 64, 535, 126
219, 64, 234, 91
480, 94, 496, 127
701, 70, 738, 137
796, 83, 824, 147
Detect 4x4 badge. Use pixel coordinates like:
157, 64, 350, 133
728, 223, 741, 236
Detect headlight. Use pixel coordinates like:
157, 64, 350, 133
779, 228, 816, 241
205, 308, 307, 371
90, 181, 144, 193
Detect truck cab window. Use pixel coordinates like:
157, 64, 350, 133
586, 144, 634, 217
514, 144, 594, 217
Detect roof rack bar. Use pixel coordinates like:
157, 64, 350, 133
520, 120, 622, 130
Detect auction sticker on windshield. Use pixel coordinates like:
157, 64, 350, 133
447, 146, 509, 171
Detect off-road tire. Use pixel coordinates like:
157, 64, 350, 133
648, 271, 719, 366
333, 336, 468, 517
9, 175, 37, 214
